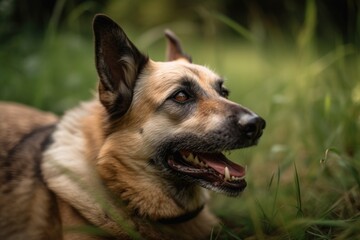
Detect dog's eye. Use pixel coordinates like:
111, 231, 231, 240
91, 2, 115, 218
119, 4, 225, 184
218, 81, 229, 98
221, 88, 229, 98
173, 91, 191, 103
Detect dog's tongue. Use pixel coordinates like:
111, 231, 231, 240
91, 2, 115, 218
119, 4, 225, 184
197, 152, 246, 177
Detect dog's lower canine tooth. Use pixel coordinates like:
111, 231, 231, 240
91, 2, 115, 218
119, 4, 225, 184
224, 167, 230, 181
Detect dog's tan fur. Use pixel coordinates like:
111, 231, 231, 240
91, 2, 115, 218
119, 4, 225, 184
0, 15, 265, 240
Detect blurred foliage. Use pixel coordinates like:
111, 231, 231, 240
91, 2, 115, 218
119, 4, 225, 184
0, 0, 359, 239
0, 0, 358, 46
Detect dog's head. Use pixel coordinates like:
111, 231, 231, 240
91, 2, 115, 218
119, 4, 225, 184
93, 15, 265, 197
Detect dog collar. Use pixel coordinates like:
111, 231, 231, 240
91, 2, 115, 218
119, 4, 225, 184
156, 204, 205, 225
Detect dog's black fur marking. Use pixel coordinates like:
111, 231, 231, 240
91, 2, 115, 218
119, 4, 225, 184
1, 124, 56, 192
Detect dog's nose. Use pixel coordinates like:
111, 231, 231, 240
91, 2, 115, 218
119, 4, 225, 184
239, 115, 266, 140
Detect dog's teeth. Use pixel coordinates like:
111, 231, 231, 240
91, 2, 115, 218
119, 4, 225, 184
191, 154, 196, 163
194, 156, 200, 165
186, 153, 194, 162
238, 176, 245, 180
183, 153, 208, 168
224, 167, 230, 181
227, 175, 245, 181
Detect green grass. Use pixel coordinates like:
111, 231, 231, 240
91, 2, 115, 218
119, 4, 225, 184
207, 3, 360, 239
1, 3, 359, 239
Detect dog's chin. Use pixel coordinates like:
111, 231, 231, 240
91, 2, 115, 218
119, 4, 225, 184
166, 151, 247, 197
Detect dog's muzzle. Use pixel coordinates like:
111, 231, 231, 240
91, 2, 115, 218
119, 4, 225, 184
158, 103, 266, 196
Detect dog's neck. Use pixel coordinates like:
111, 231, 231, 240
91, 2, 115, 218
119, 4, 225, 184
95, 143, 210, 221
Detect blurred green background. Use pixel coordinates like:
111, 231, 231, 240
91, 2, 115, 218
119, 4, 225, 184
1, 0, 359, 239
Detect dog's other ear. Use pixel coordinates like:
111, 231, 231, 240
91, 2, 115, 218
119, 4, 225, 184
93, 14, 148, 119
164, 30, 192, 62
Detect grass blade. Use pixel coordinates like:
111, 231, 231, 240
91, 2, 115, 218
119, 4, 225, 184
294, 162, 303, 217
271, 167, 281, 219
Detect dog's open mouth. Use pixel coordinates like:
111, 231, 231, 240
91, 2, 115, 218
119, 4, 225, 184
167, 151, 247, 195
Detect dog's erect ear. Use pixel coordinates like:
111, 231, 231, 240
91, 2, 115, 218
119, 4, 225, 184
93, 14, 148, 119
164, 30, 192, 62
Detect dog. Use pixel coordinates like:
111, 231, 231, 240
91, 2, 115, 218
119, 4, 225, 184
0, 14, 265, 240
